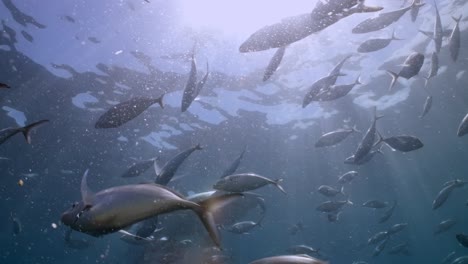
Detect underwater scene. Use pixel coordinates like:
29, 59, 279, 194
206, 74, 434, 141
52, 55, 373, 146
1, 0, 468, 263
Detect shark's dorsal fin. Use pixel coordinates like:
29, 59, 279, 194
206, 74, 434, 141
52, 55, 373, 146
80, 169, 95, 207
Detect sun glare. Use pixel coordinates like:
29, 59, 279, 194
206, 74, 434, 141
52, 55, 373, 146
177, 0, 315, 37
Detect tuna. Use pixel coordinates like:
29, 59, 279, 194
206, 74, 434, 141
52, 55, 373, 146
315, 127, 358, 148
155, 144, 202, 185
458, 113, 468, 137
432, 180, 466, 210
213, 173, 287, 195
0, 119, 49, 145
449, 16, 462, 61
387, 52, 425, 91
420, 95, 433, 119
357, 31, 402, 53
434, 219, 457, 235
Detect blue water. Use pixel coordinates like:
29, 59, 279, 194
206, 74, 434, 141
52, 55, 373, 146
0, 0, 468, 263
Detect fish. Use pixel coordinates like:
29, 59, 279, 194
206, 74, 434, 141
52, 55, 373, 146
357, 31, 402, 53
11, 214, 22, 235
352, 0, 424, 34
60, 170, 243, 248
95, 96, 164, 128
362, 200, 388, 209
434, 219, 457, 235
220, 147, 246, 178
0, 82, 10, 88
345, 146, 383, 165
249, 254, 328, 264
287, 245, 321, 256
315, 126, 358, 148
317, 185, 345, 197
239, 1, 382, 52
432, 179, 466, 210
378, 200, 397, 223
213, 173, 287, 195
315, 75, 362, 101
388, 242, 410, 255
154, 144, 202, 185
121, 158, 158, 178
351, 107, 383, 164
62, 15, 75, 23
338, 171, 359, 185
181, 55, 209, 112
0, 119, 49, 146
420, 95, 433, 119
327, 211, 341, 222
368, 231, 389, 245
263, 46, 286, 81
221, 221, 261, 234
442, 251, 457, 264
387, 223, 408, 235
433, 2, 443, 53
452, 256, 468, 264
456, 234, 468, 248
424, 52, 439, 87
449, 16, 462, 61
458, 113, 468, 137
410, 0, 422, 22
316, 200, 353, 213
88, 37, 100, 44
302, 74, 341, 108
387, 52, 425, 91
372, 238, 389, 257
375, 133, 424, 152
135, 217, 160, 238
418, 29, 452, 39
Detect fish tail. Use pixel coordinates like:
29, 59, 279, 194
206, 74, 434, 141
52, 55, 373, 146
391, 30, 403, 41
374, 129, 385, 147
20, 119, 49, 144
340, 186, 346, 196
374, 106, 384, 121
347, 199, 354, 205
196, 193, 244, 248
453, 15, 462, 23
273, 179, 287, 195
423, 76, 430, 87
157, 93, 165, 109
352, 125, 362, 133
386, 70, 399, 91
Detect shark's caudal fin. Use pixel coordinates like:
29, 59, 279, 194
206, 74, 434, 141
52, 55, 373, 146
20, 119, 49, 144
195, 193, 244, 248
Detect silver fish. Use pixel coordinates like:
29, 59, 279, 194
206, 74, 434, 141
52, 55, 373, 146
20, 30, 33, 42
60, 170, 242, 247
352, 0, 423, 34
362, 200, 388, 209
316, 200, 352, 213
303, 74, 341, 108
368, 231, 389, 245
388, 223, 408, 235
287, 245, 321, 256
376, 133, 424, 152
213, 173, 287, 195
182, 55, 209, 112
457, 234, 468, 248
345, 146, 383, 165
121, 158, 158, 178
387, 52, 425, 91
432, 179, 466, 210
357, 31, 402, 53
316, 75, 361, 101
95, 96, 164, 128
424, 52, 439, 87
434, 219, 457, 235
338, 171, 359, 185
0, 119, 49, 145
263, 46, 286, 81
378, 200, 397, 223
372, 238, 389, 257
452, 256, 468, 264
351, 107, 383, 164
442, 252, 456, 264
388, 242, 410, 255
315, 127, 358, 148
458, 113, 468, 137
317, 185, 345, 197
433, 2, 443, 53
239, 1, 382, 52
420, 95, 433, 119
449, 16, 462, 61
249, 254, 327, 264
155, 144, 202, 185
221, 221, 260, 234
220, 147, 246, 178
